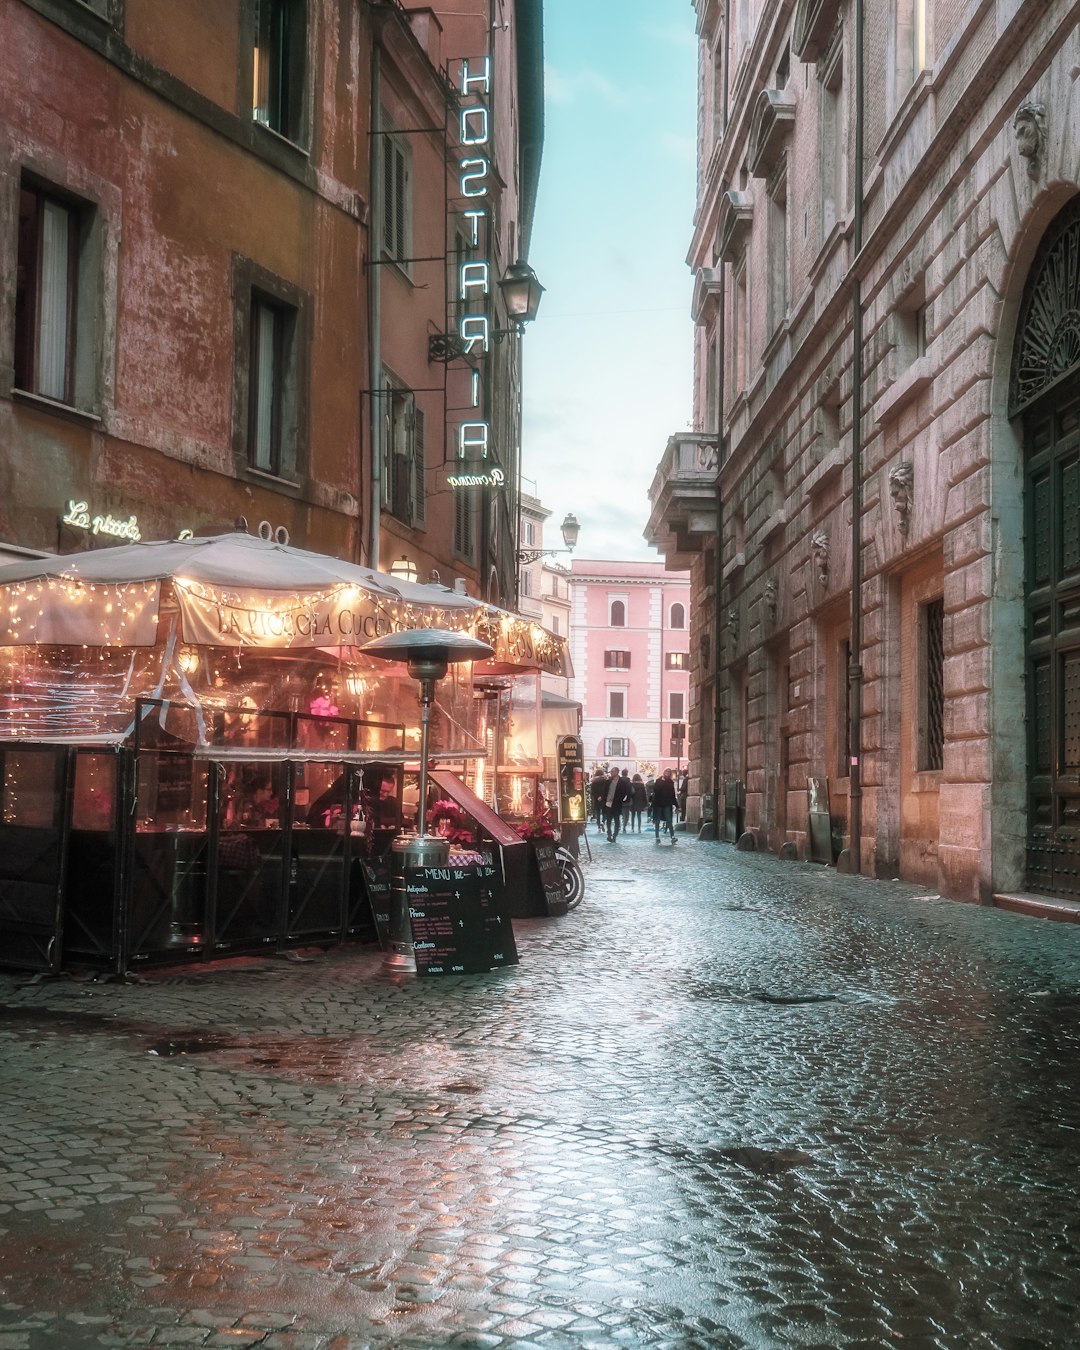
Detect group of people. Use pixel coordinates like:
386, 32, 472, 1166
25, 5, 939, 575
588, 766, 686, 845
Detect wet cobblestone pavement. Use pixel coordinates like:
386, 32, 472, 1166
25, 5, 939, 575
1, 836, 1078, 1349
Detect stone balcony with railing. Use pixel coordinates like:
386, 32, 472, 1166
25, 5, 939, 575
644, 433, 718, 569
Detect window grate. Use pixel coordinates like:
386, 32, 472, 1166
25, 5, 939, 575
924, 597, 944, 771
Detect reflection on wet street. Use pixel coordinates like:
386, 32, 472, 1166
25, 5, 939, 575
1, 839, 1078, 1348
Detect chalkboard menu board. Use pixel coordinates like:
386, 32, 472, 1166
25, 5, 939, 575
406, 863, 518, 976
356, 858, 393, 946
531, 839, 568, 917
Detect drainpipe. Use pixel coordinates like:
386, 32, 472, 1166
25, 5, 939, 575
367, 36, 383, 571
707, 262, 726, 841
712, 0, 730, 835
844, 0, 866, 873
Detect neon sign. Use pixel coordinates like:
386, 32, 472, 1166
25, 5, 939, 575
62, 500, 142, 542
451, 56, 494, 484
447, 468, 505, 490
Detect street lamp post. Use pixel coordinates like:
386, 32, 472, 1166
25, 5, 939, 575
517, 511, 580, 567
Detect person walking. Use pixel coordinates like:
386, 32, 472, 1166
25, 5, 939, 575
619, 768, 633, 834
590, 769, 608, 833
652, 768, 678, 844
677, 772, 688, 824
645, 775, 655, 828
630, 773, 648, 832
602, 765, 632, 842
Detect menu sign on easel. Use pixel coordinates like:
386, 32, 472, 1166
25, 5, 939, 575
556, 736, 585, 824
357, 859, 393, 947
407, 863, 518, 976
531, 839, 568, 917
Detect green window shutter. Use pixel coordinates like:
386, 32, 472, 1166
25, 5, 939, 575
412, 407, 426, 527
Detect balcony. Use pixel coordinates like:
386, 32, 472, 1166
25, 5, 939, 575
644, 433, 718, 569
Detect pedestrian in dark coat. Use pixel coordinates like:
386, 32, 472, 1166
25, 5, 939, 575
630, 774, 648, 832
619, 768, 633, 833
590, 770, 608, 832
652, 769, 678, 844
601, 766, 633, 841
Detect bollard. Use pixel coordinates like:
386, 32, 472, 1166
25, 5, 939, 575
384, 834, 450, 973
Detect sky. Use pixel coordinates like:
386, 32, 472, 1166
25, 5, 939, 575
522, 1, 699, 563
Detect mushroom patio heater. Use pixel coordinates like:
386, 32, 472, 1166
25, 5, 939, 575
361, 628, 494, 971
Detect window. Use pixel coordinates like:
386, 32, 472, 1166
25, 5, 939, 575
838, 636, 851, 777
609, 599, 626, 627
604, 650, 631, 669
234, 259, 308, 481
523, 521, 535, 546
819, 37, 845, 241
605, 737, 629, 758
706, 340, 719, 432
247, 291, 305, 479
920, 597, 944, 771
253, 0, 307, 144
669, 691, 685, 721
893, 0, 929, 107
767, 163, 788, 334
454, 488, 475, 561
666, 652, 688, 671
15, 181, 89, 405
732, 261, 749, 394
520, 569, 532, 597
608, 690, 626, 718
550, 615, 560, 635
380, 115, 411, 268
670, 602, 686, 629
380, 379, 425, 528
894, 279, 928, 371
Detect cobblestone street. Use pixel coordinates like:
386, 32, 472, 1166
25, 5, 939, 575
0, 835, 1077, 1349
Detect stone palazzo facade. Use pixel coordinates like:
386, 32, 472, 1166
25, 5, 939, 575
646, 0, 1080, 903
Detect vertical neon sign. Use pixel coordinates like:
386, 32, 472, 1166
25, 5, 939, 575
455, 56, 493, 472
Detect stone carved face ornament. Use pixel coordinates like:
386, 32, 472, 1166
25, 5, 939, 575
810, 530, 829, 586
763, 578, 778, 621
1014, 102, 1046, 176
889, 461, 914, 535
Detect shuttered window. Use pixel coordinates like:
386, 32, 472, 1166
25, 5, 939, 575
15, 185, 79, 403
381, 378, 425, 528
380, 119, 410, 268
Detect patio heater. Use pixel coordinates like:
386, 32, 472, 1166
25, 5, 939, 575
361, 628, 494, 971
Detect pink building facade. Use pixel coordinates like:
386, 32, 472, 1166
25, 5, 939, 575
569, 561, 691, 776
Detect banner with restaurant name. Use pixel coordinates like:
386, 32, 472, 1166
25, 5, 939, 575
174, 581, 571, 676
174, 583, 474, 650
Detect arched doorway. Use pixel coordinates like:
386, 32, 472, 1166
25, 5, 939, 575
1013, 195, 1080, 896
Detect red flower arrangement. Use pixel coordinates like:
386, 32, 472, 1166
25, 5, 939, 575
428, 798, 476, 846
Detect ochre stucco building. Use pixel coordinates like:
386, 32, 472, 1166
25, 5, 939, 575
1, 0, 543, 604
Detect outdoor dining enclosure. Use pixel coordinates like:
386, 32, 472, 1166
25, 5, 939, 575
0, 533, 571, 974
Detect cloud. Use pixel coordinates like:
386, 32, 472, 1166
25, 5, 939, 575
545, 62, 634, 109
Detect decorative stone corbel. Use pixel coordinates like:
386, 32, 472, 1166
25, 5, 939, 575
811, 529, 830, 586
1013, 101, 1046, 178
888, 461, 914, 535
727, 606, 740, 637
763, 578, 778, 622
